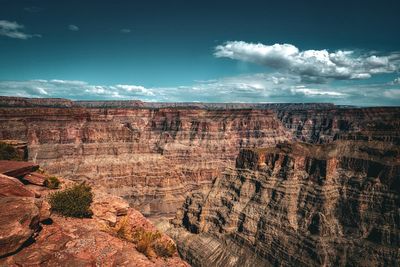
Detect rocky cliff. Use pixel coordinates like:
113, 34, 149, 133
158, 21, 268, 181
169, 141, 400, 266
0, 98, 399, 221
0, 106, 290, 217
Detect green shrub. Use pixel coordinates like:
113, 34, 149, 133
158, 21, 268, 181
0, 142, 21, 160
44, 176, 61, 189
48, 183, 93, 218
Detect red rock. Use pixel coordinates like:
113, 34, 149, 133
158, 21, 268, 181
0, 160, 39, 178
0, 213, 189, 266
0, 173, 35, 198
0, 197, 40, 257
91, 188, 130, 226
22, 171, 47, 186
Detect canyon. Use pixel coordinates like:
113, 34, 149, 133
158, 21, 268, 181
0, 96, 399, 266
169, 141, 399, 266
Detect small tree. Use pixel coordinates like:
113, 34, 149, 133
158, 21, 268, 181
49, 183, 93, 218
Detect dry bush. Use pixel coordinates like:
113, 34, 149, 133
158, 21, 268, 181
102, 219, 177, 259
133, 228, 161, 258
153, 239, 177, 258
102, 216, 134, 241
44, 176, 61, 189
133, 227, 177, 258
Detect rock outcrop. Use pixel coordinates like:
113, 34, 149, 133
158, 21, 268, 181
0, 160, 39, 178
0, 161, 188, 266
169, 141, 400, 266
0, 168, 49, 258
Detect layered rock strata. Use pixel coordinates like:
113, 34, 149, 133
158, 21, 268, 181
0, 98, 399, 218
169, 141, 400, 267
0, 107, 290, 216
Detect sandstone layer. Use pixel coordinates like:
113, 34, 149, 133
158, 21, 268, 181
169, 141, 400, 267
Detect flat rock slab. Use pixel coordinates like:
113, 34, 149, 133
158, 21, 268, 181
0, 160, 39, 178
0, 174, 35, 198
22, 172, 47, 186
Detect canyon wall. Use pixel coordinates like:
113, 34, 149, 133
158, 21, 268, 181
0, 97, 399, 220
0, 106, 290, 217
169, 141, 400, 266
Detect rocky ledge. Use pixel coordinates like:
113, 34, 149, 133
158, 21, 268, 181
169, 141, 399, 267
0, 161, 188, 267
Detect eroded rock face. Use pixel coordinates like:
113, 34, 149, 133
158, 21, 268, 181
0, 107, 290, 217
1, 103, 399, 218
276, 107, 400, 145
170, 141, 400, 267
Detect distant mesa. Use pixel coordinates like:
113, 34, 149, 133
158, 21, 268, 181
0, 95, 336, 110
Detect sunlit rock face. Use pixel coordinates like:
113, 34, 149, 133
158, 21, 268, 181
169, 141, 400, 267
0, 106, 290, 217
0, 100, 399, 220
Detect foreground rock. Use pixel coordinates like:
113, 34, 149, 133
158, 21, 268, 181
170, 141, 400, 267
0, 162, 188, 266
1, 213, 188, 267
0, 197, 41, 257
0, 174, 36, 197
0, 160, 39, 178
0, 171, 49, 258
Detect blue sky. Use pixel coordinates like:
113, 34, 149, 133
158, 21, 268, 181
0, 0, 399, 105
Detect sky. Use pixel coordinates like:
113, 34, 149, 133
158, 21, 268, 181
0, 0, 399, 105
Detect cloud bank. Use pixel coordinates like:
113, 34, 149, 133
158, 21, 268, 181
0, 20, 41, 39
0, 75, 399, 106
215, 41, 400, 83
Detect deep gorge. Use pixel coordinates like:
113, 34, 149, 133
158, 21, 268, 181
0, 97, 399, 266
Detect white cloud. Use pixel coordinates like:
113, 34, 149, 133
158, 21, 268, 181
290, 87, 346, 97
68, 24, 79, 31
0, 74, 399, 106
115, 84, 155, 96
383, 90, 400, 99
390, 77, 400, 85
215, 41, 400, 82
120, 28, 131, 33
0, 20, 41, 39
0, 80, 157, 101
